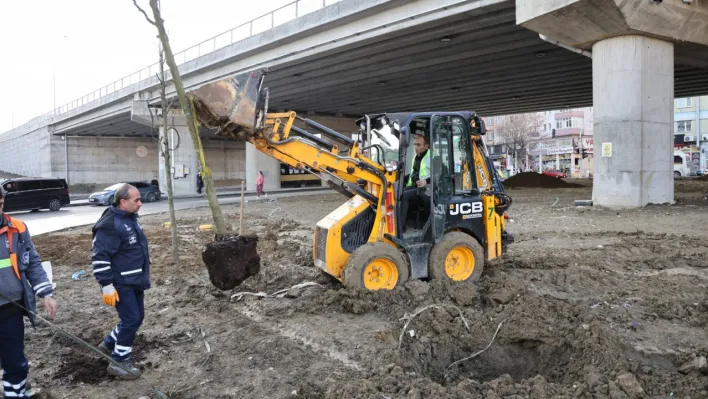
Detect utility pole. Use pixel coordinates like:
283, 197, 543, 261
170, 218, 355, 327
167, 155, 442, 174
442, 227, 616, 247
64, 135, 69, 185
578, 127, 583, 178
53, 67, 56, 115
697, 96, 702, 173
53, 35, 68, 116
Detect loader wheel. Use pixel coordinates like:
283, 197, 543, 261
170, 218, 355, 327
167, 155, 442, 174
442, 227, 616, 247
428, 232, 484, 283
344, 242, 409, 291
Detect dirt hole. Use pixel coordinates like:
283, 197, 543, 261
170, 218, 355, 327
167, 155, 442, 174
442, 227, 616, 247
457, 340, 572, 383
406, 338, 573, 384
53, 333, 165, 384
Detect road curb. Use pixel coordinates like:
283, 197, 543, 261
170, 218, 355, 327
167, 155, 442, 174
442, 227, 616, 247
66, 187, 330, 208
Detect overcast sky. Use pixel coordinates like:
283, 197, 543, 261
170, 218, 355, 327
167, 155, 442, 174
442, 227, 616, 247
0, 0, 329, 132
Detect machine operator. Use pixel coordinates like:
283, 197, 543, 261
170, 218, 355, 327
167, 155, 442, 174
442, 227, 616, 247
398, 134, 431, 234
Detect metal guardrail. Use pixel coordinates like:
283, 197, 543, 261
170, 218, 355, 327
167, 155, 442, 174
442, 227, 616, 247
21, 0, 341, 130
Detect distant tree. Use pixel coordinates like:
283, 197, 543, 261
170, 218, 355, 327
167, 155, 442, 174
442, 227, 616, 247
156, 47, 179, 264
496, 113, 542, 170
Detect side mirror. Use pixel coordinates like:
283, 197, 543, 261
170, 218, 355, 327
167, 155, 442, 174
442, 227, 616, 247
400, 126, 410, 148
472, 116, 487, 135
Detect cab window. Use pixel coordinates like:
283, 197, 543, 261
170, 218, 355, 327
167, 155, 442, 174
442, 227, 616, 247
451, 117, 474, 193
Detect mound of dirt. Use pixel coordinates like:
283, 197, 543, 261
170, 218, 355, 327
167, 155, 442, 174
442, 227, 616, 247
504, 172, 581, 188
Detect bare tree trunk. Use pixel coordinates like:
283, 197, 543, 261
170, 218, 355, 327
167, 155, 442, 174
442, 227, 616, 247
158, 48, 180, 264
134, 0, 227, 235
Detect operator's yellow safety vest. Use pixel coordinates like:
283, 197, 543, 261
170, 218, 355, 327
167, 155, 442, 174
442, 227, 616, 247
407, 151, 431, 187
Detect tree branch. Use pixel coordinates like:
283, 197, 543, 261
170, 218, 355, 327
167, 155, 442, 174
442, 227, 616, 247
132, 0, 156, 25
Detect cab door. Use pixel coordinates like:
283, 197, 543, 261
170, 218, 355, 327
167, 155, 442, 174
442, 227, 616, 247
17, 180, 42, 209
429, 115, 457, 243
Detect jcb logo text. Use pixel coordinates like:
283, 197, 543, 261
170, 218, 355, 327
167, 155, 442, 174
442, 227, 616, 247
449, 202, 483, 215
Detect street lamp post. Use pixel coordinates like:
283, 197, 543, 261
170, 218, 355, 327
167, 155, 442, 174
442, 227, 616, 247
53, 35, 68, 116
53, 35, 69, 183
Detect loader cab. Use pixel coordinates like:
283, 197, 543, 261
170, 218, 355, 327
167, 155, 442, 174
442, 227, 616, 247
397, 113, 487, 243
372, 111, 502, 282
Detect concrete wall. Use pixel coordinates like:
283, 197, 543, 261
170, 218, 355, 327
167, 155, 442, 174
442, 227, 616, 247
0, 127, 53, 178
203, 140, 246, 183
158, 121, 247, 196
54, 136, 159, 185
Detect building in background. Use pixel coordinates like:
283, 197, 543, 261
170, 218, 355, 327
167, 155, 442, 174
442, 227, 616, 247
673, 96, 708, 174
483, 107, 594, 178
529, 107, 594, 178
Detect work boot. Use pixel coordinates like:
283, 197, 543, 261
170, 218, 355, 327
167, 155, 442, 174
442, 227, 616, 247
107, 358, 141, 380
97, 342, 111, 356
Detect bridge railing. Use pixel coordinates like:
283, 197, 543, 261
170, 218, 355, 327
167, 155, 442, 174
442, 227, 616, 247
28, 0, 341, 129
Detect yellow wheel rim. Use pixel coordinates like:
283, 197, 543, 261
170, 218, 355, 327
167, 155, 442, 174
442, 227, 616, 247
445, 245, 475, 281
363, 258, 398, 290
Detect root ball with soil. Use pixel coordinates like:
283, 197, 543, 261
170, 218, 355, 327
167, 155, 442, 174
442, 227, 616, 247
201, 234, 261, 290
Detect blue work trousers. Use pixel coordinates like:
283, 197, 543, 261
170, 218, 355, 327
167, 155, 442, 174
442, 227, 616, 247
103, 286, 145, 361
0, 305, 29, 398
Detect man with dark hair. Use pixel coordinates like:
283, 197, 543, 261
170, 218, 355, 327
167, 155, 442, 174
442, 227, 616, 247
91, 183, 150, 380
0, 188, 58, 398
399, 134, 432, 234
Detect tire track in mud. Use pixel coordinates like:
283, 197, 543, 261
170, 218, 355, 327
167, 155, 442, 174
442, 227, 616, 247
236, 300, 363, 371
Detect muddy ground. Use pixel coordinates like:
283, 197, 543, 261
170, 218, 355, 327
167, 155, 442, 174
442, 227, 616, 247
16, 178, 708, 398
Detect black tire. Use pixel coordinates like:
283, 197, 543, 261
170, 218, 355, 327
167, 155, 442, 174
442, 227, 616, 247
428, 232, 484, 283
48, 198, 62, 212
674, 171, 681, 178
108, 195, 114, 206
146, 192, 157, 202
344, 242, 409, 291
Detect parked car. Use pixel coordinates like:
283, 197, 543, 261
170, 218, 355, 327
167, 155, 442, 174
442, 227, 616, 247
1, 177, 70, 212
88, 181, 161, 206
673, 153, 689, 178
542, 169, 567, 178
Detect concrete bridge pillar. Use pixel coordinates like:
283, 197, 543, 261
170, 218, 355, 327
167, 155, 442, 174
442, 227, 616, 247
592, 35, 674, 206
517, 0, 708, 207
158, 121, 199, 197
245, 142, 281, 192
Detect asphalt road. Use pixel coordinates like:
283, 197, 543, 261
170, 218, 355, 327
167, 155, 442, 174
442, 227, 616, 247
8, 190, 327, 236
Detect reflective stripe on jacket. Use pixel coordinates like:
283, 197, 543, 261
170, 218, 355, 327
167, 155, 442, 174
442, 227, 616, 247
91, 207, 151, 289
0, 214, 53, 327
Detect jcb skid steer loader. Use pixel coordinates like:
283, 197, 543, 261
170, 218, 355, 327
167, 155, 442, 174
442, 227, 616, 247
189, 69, 514, 291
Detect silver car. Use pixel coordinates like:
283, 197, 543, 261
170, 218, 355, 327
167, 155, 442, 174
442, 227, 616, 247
88, 181, 161, 205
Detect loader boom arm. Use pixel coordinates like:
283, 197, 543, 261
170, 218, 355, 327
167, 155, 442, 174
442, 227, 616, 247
253, 111, 387, 198
187, 69, 389, 205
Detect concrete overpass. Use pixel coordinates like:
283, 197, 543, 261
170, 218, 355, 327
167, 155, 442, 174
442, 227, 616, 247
1, 0, 707, 206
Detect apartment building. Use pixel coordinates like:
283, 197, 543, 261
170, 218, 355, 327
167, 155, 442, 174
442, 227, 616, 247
674, 96, 708, 173
483, 107, 594, 178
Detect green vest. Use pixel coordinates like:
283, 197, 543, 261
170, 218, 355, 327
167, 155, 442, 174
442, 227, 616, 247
407, 151, 431, 187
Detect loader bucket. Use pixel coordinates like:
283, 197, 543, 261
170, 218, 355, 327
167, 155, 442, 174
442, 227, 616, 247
202, 234, 261, 290
190, 68, 267, 140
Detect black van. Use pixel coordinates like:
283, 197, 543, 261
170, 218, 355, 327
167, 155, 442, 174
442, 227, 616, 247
1, 177, 71, 212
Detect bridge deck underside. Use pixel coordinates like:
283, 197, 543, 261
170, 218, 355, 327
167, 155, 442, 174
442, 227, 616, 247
57, 2, 708, 137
